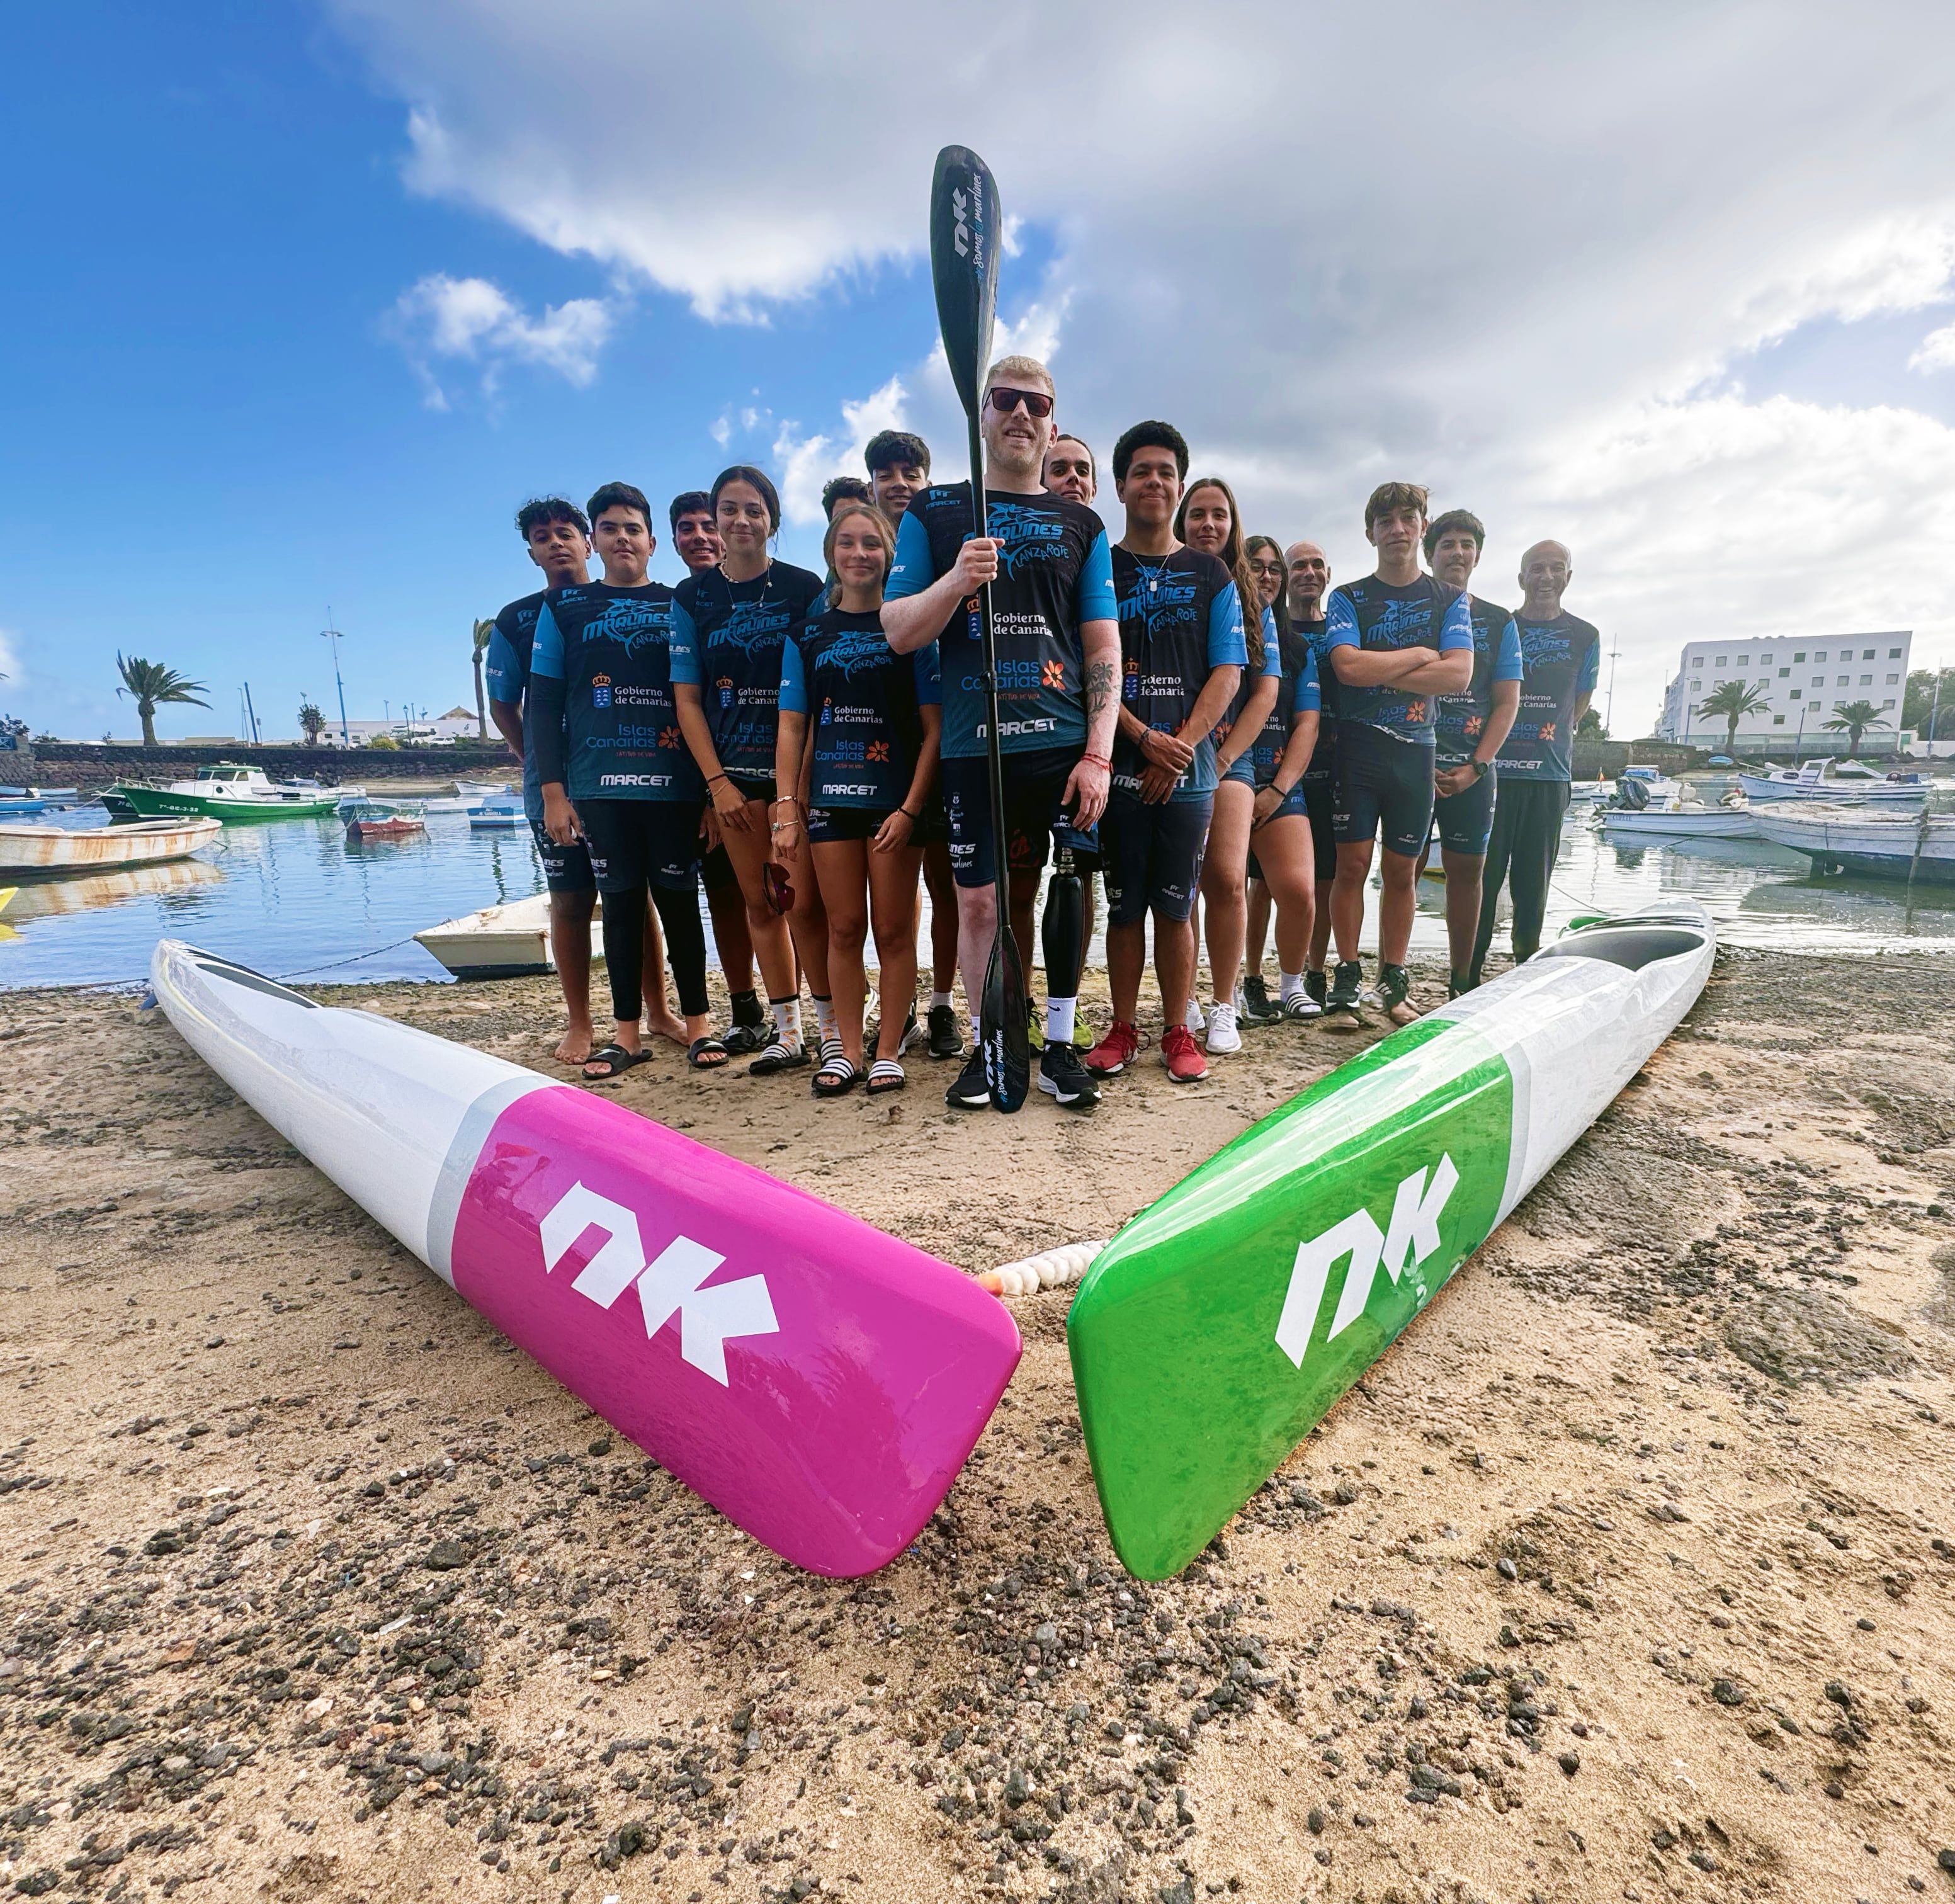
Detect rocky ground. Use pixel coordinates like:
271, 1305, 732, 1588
3, 951, 1954, 1904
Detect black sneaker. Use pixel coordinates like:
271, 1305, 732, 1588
1305, 968, 1328, 1010
927, 1002, 961, 1059
1036, 1040, 1101, 1111
1379, 961, 1419, 1026
1323, 960, 1364, 1029
945, 1048, 992, 1109
1240, 975, 1281, 1025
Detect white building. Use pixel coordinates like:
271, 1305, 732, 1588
1656, 632, 1913, 754
314, 706, 483, 747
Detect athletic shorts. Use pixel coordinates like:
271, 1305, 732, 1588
1332, 722, 1436, 859
1221, 754, 1257, 788
1245, 781, 1313, 883
1433, 761, 1497, 856
726, 772, 775, 807
1305, 778, 1336, 884
529, 815, 597, 894
941, 747, 1099, 891
577, 798, 705, 895
701, 841, 738, 892
1100, 794, 1211, 927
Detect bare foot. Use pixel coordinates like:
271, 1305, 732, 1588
645, 1007, 689, 1049
555, 1024, 596, 1065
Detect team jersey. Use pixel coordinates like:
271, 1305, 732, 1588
1434, 596, 1525, 766
526, 581, 698, 803
1295, 615, 1337, 783
669, 562, 826, 777
482, 589, 549, 821
1323, 574, 1473, 745
1249, 623, 1324, 785
1220, 606, 1281, 760
1109, 545, 1247, 802
1497, 611, 1602, 781
886, 483, 1116, 760
780, 607, 942, 810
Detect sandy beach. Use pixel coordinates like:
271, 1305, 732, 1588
3, 949, 1954, 1903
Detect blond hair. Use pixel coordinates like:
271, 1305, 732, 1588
982, 353, 1054, 399
822, 499, 897, 603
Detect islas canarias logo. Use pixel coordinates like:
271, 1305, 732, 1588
1041, 659, 1067, 690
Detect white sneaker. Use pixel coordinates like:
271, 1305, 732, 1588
1184, 998, 1206, 1034
1204, 1000, 1241, 1055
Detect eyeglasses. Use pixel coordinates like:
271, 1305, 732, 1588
1247, 560, 1284, 577
985, 386, 1055, 419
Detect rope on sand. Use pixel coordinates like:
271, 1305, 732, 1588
978, 1240, 1108, 1298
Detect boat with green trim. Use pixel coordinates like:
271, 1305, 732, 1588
106, 764, 343, 821
1067, 902, 1716, 1580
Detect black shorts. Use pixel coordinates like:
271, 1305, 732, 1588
529, 815, 598, 894
726, 771, 775, 806
1246, 781, 1322, 884
701, 840, 739, 892
577, 798, 705, 894
941, 747, 1099, 891
1100, 794, 1211, 926
1433, 761, 1496, 855
1332, 723, 1436, 859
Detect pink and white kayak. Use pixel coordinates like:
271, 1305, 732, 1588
149, 940, 1020, 1577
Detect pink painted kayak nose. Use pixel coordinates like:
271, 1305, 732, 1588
449, 1086, 1021, 1578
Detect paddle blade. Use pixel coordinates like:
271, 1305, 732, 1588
929, 145, 1002, 419
981, 914, 1031, 1113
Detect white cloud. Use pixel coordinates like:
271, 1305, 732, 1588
0, 627, 23, 688
1910, 322, 1955, 373
773, 376, 909, 526
332, 1, 1955, 723
385, 272, 613, 407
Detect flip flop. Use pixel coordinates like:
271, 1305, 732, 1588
866, 1058, 907, 1095
722, 1018, 769, 1056
812, 1055, 862, 1098
688, 1036, 730, 1070
582, 1043, 648, 1082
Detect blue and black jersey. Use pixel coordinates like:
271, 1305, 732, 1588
780, 608, 942, 810
1324, 575, 1473, 745
1434, 596, 1525, 766
1109, 545, 1247, 802
1296, 615, 1337, 783
885, 483, 1115, 760
1221, 608, 1283, 776
1498, 611, 1602, 782
1252, 624, 1323, 785
669, 562, 826, 777
526, 582, 699, 803
482, 589, 548, 820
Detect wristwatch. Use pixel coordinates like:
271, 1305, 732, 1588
1471, 759, 1490, 781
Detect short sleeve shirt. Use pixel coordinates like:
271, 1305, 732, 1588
1434, 596, 1525, 766
1498, 612, 1602, 781
669, 562, 827, 777
780, 608, 942, 809
1323, 575, 1473, 745
482, 589, 547, 818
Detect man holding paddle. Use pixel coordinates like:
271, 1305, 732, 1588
883, 352, 1119, 1113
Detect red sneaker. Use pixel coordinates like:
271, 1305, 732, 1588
1084, 1020, 1143, 1077
1161, 1023, 1208, 1083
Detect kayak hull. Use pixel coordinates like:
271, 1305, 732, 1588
150, 941, 1020, 1577
1067, 904, 1715, 1580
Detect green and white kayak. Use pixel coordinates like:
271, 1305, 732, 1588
1067, 903, 1715, 1580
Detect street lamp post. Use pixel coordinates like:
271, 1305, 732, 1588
1604, 645, 1621, 736
320, 612, 351, 747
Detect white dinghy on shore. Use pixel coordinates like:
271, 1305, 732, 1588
414, 893, 604, 980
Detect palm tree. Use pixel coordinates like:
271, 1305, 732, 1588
1822, 699, 1881, 757
1694, 679, 1772, 753
471, 618, 497, 740
116, 654, 210, 747
298, 701, 327, 745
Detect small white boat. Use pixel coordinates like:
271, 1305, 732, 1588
1752, 803, 1955, 885
0, 785, 79, 804
1567, 778, 1612, 804
468, 796, 526, 832
414, 892, 604, 980
417, 795, 479, 815
0, 814, 224, 875
1607, 765, 1680, 810
1738, 757, 1927, 805
1599, 800, 1759, 841
456, 779, 514, 798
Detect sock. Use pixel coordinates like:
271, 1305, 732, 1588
1280, 971, 1306, 1007
770, 995, 802, 1046
1045, 998, 1077, 1045
730, 987, 762, 1026
931, 989, 953, 1012
812, 994, 837, 1044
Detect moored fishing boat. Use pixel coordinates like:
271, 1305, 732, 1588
1738, 757, 1927, 805
415, 892, 604, 980
1752, 802, 1955, 884
467, 795, 524, 832
109, 763, 343, 821
1599, 799, 1759, 841
343, 802, 426, 843
0, 815, 222, 876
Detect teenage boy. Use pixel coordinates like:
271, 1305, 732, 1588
821, 475, 873, 519
864, 429, 931, 526
1082, 422, 1244, 1085
1470, 540, 1599, 980
487, 497, 682, 1064
1425, 509, 1522, 997
1323, 482, 1473, 1027
883, 354, 1119, 1113
530, 484, 717, 1075
1043, 436, 1097, 506
865, 429, 961, 1060
669, 490, 766, 1053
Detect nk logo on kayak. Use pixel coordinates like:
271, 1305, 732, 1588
1272, 1155, 1461, 1369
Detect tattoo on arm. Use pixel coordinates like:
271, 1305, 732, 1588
1086, 660, 1116, 718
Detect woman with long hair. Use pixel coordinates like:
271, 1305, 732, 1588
1174, 477, 1274, 1054
1238, 535, 1288, 1023
672, 465, 831, 1075
772, 501, 940, 1096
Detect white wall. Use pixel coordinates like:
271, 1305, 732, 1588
1658, 632, 1912, 747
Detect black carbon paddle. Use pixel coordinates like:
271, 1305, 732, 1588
930, 144, 1028, 1113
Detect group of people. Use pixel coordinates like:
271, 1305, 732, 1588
485, 352, 1601, 1113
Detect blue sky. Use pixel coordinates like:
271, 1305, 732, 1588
5, 2, 1955, 745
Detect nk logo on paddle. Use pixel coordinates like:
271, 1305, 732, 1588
537, 1182, 779, 1386
1272, 1155, 1460, 1370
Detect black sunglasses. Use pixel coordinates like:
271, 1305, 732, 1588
985, 386, 1055, 419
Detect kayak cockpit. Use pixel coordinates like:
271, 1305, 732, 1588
1537, 924, 1707, 971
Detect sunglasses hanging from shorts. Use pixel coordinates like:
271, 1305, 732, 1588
985, 386, 1054, 418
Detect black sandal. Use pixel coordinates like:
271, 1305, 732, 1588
749, 1038, 809, 1077
688, 1036, 729, 1070
582, 1043, 648, 1082
722, 1018, 769, 1057
812, 1055, 861, 1098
